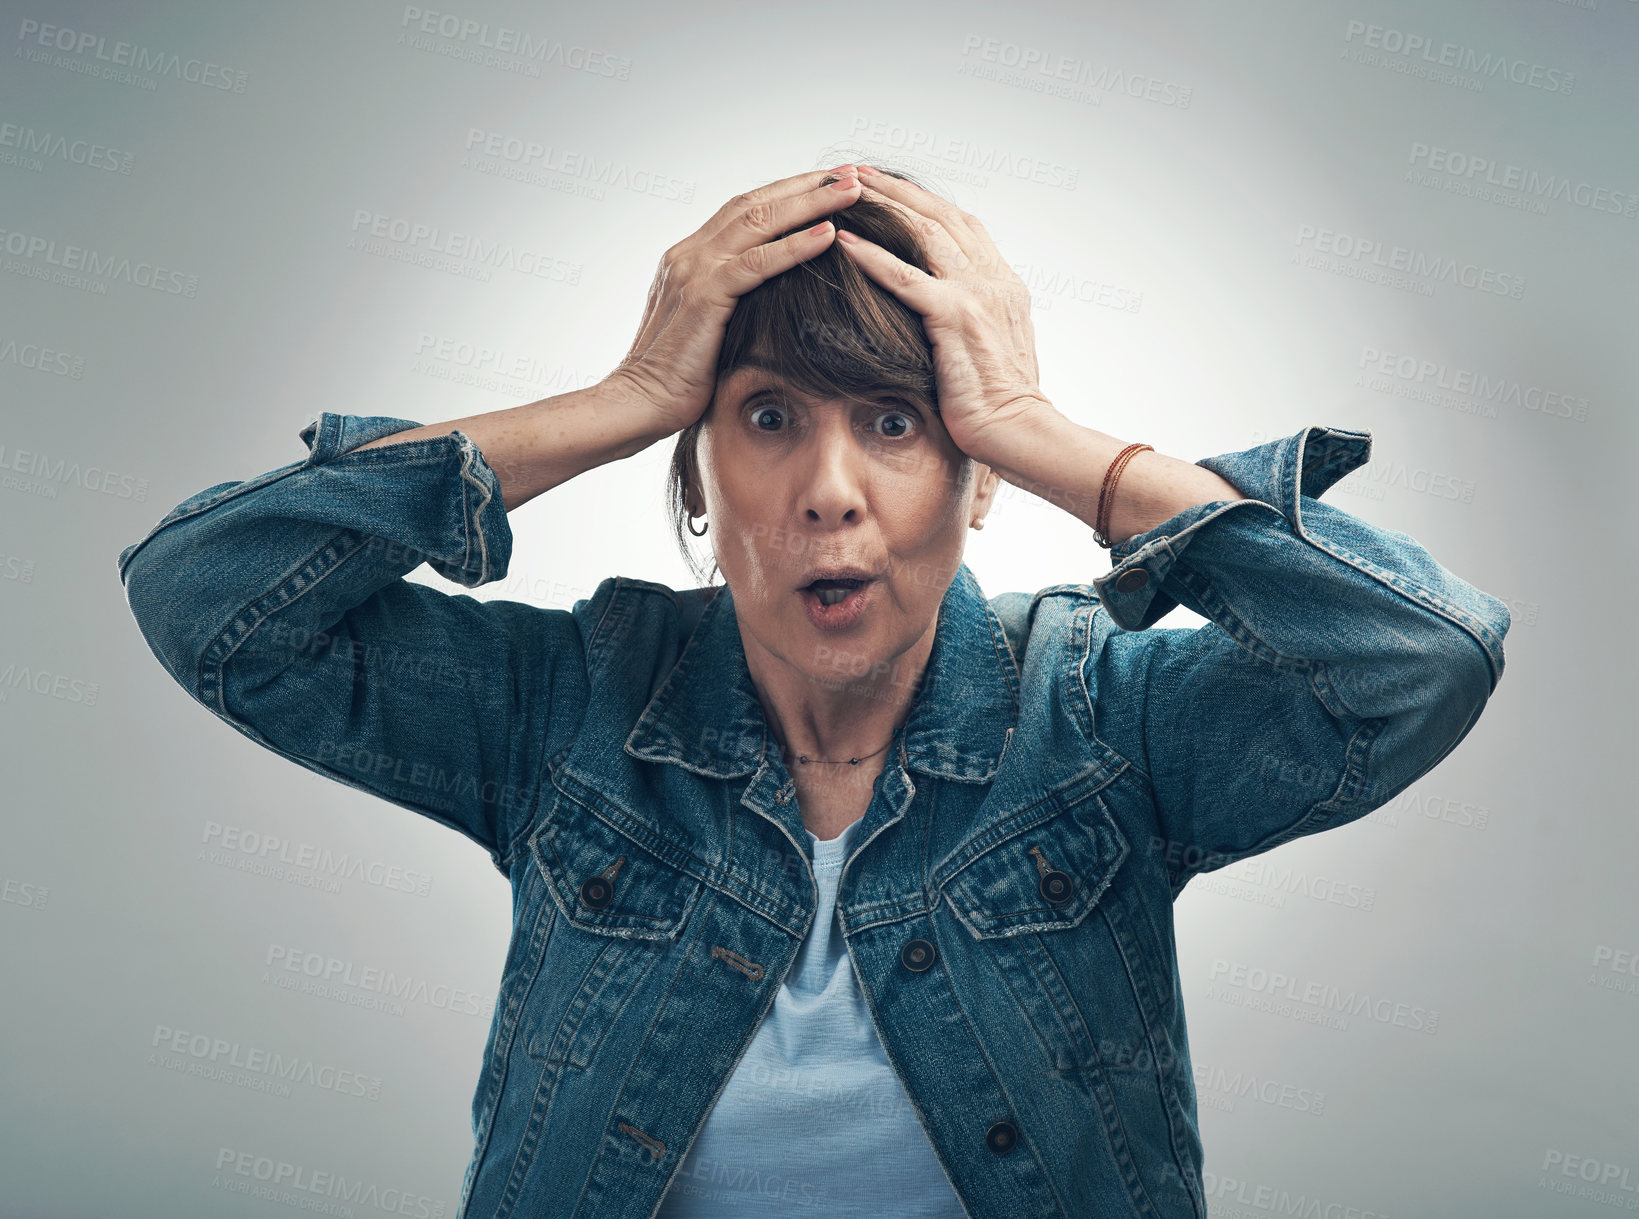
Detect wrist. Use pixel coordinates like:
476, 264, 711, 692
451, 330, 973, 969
966, 399, 1068, 488
593, 373, 688, 451
979, 411, 1151, 541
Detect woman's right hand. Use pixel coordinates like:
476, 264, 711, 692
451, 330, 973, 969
604, 167, 864, 436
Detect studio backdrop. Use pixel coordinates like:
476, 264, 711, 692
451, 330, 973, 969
1, 0, 1632, 1215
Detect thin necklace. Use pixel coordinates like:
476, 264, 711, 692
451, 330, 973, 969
795, 737, 893, 766
775, 729, 897, 766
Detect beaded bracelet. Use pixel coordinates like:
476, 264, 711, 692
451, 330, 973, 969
1092, 442, 1153, 548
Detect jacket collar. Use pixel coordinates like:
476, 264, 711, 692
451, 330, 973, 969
626, 562, 1021, 783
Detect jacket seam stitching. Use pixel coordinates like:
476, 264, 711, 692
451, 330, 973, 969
1080, 601, 1155, 791
1096, 901, 1186, 1217
1298, 527, 1504, 690
1193, 715, 1387, 872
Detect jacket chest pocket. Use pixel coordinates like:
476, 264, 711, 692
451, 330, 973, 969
937, 795, 1172, 1076
520, 792, 704, 1067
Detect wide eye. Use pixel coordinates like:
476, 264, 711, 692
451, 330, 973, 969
871, 407, 918, 439
749, 401, 788, 431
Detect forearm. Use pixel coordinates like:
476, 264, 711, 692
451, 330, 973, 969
119, 411, 517, 697
351, 375, 674, 513
1056, 419, 1512, 902
980, 406, 1244, 547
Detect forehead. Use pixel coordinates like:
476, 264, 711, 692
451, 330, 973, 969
720, 362, 781, 388
718, 363, 921, 405
720, 363, 813, 394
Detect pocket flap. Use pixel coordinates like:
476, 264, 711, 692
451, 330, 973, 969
938, 797, 1129, 939
529, 795, 703, 941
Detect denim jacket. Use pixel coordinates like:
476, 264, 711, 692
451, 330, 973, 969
117, 412, 1509, 1218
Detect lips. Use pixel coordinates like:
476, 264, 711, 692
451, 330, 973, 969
798, 573, 875, 630
809, 579, 864, 606
796, 566, 878, 593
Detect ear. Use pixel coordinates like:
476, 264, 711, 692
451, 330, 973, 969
970, 462, 1002, 525
682, 444, 705, 517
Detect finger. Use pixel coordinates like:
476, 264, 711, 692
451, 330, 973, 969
713, 218, 841, 300
699, 169, 862, 251
832, 229, 948, 319
855, 169, 983, 261
855, 168, 974, 237
855, 182, 971, 278
859, 169, 1008, 274
702, 166, 852, 228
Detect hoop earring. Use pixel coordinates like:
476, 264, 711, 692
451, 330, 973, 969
687, 513, 708, 537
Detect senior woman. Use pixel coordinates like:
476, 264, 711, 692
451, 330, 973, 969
118, 165, 1510, 1218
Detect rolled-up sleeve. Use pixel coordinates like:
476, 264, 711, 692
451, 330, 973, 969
117, 412, 603, 872
1085, 424, 1509, 892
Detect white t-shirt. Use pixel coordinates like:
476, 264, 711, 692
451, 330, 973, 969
657, 816, 966, 1215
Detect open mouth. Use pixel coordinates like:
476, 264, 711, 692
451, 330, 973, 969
797, 576, 875, 630
805, 578, 867, 606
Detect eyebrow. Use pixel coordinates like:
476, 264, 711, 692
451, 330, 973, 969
723, 363, 794, 393
727, 370, 920, 408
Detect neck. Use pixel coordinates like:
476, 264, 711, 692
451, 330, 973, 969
741, 618, 935, 769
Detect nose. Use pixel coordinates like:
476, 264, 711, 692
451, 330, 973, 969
798, 412, 869, 531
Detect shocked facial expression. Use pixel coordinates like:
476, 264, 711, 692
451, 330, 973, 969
689, 365, 1000, 688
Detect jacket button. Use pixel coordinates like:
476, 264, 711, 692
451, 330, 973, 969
985, 1121, 1018, 1154
579, 876, 613, 910
900, 938, 936, 972
1114, 568, 1150, 594
1039, 870, 1074, 904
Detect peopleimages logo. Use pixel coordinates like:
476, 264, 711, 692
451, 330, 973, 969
0, 337, 84, 378
1293, 224, 1525, 299
1198, 1170, 1390, 1217
263, 944, 492, 1017
201, 821, 433, 897
1219, 858, 1377, 911
213, 1146, 445, 1217
1009, 259, 1144, 313
346, 210, 582, 284
1539, 1150, 1639, 1205
1341, 19, 1575, 95
1408, 143, 1636, 219
14, 19, 249, 92
0, 440, 148, 501
413, 331, 563, 383
0, 121, 134, 173
151, 1024, 383, 1101
956, 34, 1194, 108
1191, 1060, 1327, 1116
2, 876, 48, 910
0, 224, 199, 296
1357, 345, 1591, 423
396, 5, 631, 80
0, 659, 99, 705
1207, 959, 1440, 1033
848, 117, 1080, 190
460, 129, 694, 202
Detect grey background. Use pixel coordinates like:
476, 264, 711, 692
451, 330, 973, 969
1, 0, 1634, 1215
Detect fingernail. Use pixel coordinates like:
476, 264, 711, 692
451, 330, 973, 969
836, 229, 859, 244
829, 176, 859, 191
857, 164, 880, 176
827, 163, 857, 175
808, 220, 833, 235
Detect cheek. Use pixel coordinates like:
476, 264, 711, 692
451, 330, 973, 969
710, 496, 805, 591
894, 468, 972, 538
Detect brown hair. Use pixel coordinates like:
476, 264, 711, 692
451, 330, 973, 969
665, 165, 955, 587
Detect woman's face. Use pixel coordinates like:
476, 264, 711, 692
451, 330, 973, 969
691, 364, 1000, 690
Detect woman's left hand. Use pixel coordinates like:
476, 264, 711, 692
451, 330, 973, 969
834, 168, 1054, 467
